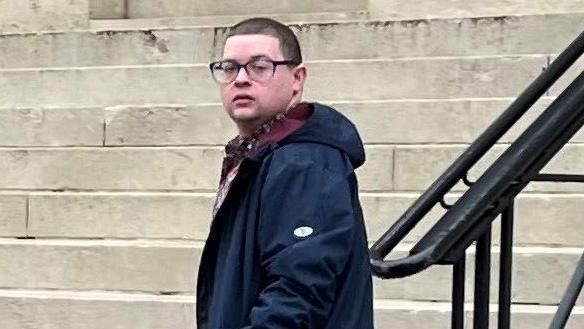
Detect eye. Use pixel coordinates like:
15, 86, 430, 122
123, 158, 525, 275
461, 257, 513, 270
249, 60, 272, 72
220, 62, 238, 74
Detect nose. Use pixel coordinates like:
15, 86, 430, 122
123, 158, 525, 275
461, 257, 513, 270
234, 65, 251, 84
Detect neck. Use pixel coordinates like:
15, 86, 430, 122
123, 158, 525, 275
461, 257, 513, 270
239, 127, 255, 138
237, 118, 265, 138
236, 100, 303, 137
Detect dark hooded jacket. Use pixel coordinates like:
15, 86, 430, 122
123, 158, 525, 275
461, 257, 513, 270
196, 103, 374, 329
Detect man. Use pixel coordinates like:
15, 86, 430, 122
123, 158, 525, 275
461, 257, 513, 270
197, 17, 373, 329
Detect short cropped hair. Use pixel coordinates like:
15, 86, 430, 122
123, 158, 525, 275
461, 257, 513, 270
225, 17, 303, 64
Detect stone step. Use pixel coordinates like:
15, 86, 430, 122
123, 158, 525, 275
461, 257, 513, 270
2, 13, 583, 68
374, 300, 584, 329
376, 246, 584, 305
364, 192, 584, 248
370, 0, 584, 20
23, 192, 216, 240
393, 144, 584, 193
0, 289, 195, 329
90, 0, 124, 20
0, 239, 581, 306
89, 0, 584, 21
0, 144, 581, 193
1, 290, 581, 329
90, 0, 367, 20
0, 147, 224, 191
0, 107, 105, 147
0, 0, 89, 35
0, 56, 550, 107
1, 191, 580, 247
103, 98, 584, 146
0, 28, 216, 69
0, 195, 26, 236
0, 239, 200, 293
2, 98, 583, 147
89, 11, 368, 29
0, 146, 392, 191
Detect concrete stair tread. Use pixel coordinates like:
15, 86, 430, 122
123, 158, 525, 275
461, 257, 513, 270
0, 238, 581, 304
0, 54, 562, 69
5, 55, 574, 107
0, 288, 193, 301
91, 0, 368, 20
2, 190, 584, 246
87, 12, 584, 31
1, 234, 582, 250
8, 97, 583, 147
374, 299, 584, 313
89, 12, 370, 30
1, 13, 582, 68
88, 0, 584, 21
1, 290, 580, 329
0, 288, 581, 311
0, 237, 204, 247
369, 0, 584, 21
0, 143, 583, 192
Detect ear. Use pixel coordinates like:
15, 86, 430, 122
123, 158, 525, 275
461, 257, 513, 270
291, 64, 308, 94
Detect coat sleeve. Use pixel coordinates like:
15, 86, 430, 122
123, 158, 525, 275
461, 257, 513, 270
243, 147, 358, 328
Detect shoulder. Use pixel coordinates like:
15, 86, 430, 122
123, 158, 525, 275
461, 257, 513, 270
268, 142, 351, 175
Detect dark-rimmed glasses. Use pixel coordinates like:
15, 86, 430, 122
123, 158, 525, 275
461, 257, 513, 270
209, 58, 299, 84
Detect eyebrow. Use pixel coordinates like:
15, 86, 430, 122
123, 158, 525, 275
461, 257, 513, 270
221, 54, 273, 62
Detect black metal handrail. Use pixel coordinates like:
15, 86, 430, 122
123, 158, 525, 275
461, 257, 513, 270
372, 69, 584, 277
369, 29, 584, 277
370, 28, 584, 329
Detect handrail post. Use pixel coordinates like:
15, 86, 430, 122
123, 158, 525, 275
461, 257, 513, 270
549, 251, 584, 329
452, 256, 466, 329
498, 201, 514, 329
474, 227, 492, 329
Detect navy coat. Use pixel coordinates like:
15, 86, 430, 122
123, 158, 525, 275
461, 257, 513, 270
196, 103, 374, 329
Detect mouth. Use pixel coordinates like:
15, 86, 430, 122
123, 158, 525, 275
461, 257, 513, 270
233, 95, 255, 103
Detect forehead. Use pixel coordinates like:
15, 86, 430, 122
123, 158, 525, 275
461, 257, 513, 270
222, 34, 283, 61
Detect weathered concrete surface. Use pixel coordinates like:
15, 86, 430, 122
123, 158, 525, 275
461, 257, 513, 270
0, 195, 26, 236
28, 192, 215, 240
0, 240, 200, 292
0, 291, 195, 329
0, 292, 581, 329
0, 0, 89, 34
124, 0, 367, 18
393, 144, 584, 192
4, 98, 578, 148
0, 148, 223, 190
0, 240, 580, 305
370, 0, 584, 20
89, 11, 368, 31
103, 98, 584, 146
0, 107, 103, 146
23, 191, 584, 246
0, 56, 547, 107
0, 29, 215, 68
90, 0, 125, 19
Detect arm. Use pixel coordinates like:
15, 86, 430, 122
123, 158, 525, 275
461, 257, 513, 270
244, 148, 357, 328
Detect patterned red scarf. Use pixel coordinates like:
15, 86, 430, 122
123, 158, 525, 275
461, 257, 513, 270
212, 103, 313, 217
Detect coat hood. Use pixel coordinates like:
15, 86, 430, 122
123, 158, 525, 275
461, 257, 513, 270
278, 103, 366, 169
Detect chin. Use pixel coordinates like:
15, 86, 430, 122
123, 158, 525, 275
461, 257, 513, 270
230, 106, 260, 121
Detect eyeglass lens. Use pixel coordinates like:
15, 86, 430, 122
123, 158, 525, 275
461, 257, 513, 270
211, 59, 276, 83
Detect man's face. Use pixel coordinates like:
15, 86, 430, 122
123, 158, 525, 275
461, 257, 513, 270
218, 34, 306, 135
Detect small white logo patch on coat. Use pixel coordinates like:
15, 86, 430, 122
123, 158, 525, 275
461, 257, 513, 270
294, 226, 314, 238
